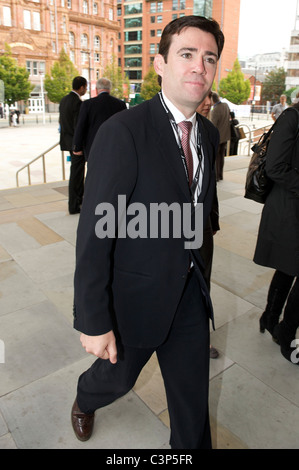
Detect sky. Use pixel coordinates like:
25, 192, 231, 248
238, 0, 298, 59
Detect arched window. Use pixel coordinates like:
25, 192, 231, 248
81, 33, 88, 48
69, 31, 75, 46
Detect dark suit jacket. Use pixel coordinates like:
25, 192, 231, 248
59, 91, 82, 151
73, 94, 219, 348
73, 92, 127, 159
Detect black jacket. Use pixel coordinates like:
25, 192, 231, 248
73, 92, 127, 159
59, 91, 82, 151
73, 94, 219, 347
254, 107, 299, 276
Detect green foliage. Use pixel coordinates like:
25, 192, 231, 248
0, 44, 33, 105
103, 56, 130, 100
261, 67, 287, 103
44, 49, 79, 103
140, 65, 160, 100
284, 87, 296, 105
218, 58, 250, 104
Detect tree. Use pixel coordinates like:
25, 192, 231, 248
44, 49, 79, 103
140, 65, 160, 100
261, 67, 287, 104
218, 58, 250, 104
0, 44, 33, 105
103, 57, 130, 100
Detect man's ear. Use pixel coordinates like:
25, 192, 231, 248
153, 54, 164, 77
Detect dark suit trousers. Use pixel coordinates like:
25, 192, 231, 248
76, 269, 211, 449
69, 152, 85, 213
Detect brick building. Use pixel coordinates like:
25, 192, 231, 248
117, 0, 240, 93
0, 0, 119, 111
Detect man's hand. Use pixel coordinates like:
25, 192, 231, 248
80, 331, 117, 364
73, 150, 83, 155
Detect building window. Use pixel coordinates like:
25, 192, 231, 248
124, 3, 142, 15
81, 51, 89, 63
124, 17, 142, 28
23, 10, 31, 29
157, 29, 162, 37
33, 12, 41, 31
94, 53, 100, 62
70, 50, 75, 63
52, 41, 56, 52
83, 0, 88, 14
50, 13, 55, 32
124, 44, 142, 54
67, 0, 72, 8
109, 8, 113, 20
62, 15, 67, 33
124, 31, 142, 41
157, 2, 163, 11
172, 0, 178, 10
3, 6, 12, 26
150, 44, 155, 54
125, 57, 142, 67
81, 33, 88, 48
94, 35, 100, 48
93, 2, 98, 14
69, 32, 75, 46
150, 30, 155, 37
180, 0, 185, 8
157, 15, 162, 22
127, 70, 142, 80
150, 16, 155, 23
150, 2, 156, 12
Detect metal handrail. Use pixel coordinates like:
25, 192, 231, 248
16, 142, 67, 187
236, 123, 272, 156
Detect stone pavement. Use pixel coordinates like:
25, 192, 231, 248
0, 122, 298, 449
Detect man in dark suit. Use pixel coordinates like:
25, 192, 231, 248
59, 76, 87, 214
71, 16, 224, 449
73, 78, 127, 160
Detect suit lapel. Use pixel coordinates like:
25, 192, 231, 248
149, 95, 192, 202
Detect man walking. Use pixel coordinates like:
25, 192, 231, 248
73, 78, 127, 160
59, 76, 87, 214
71, 15, 224, 449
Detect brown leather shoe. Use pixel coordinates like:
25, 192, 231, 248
71, 399, 94, 441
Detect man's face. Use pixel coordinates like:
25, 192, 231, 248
280, 96, 286, 105
154, 27, 218, 118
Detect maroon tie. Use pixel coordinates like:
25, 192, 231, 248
178, 121, 193, 186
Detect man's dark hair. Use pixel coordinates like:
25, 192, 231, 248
159, 15, 224, 63
72, 76, 87, 91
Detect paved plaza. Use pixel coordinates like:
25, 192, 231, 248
0, 119, 298, 449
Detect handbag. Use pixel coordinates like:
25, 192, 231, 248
244, 108, 299, 204
238, 126, 246, 139
244, 124, 276, 204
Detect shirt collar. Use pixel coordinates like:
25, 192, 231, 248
162, 91, 197, 127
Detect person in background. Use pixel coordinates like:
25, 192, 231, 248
210, 92, 230, 181
59, 76, 87, 214
197, 92, 220, 360
229, 111, 240, 156
255, 101, 299, 365
73, 78, 127, 161
271, 94, 288, 121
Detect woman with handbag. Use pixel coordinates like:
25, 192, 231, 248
254, 102, 299, 365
